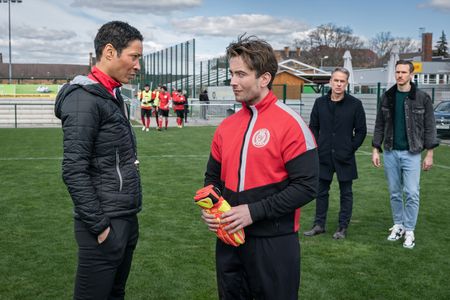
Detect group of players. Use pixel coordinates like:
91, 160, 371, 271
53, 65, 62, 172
138, 84, 187, 131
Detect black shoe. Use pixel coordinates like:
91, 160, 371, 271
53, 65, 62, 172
304, 225, 325, 237
333, 227, 347, 239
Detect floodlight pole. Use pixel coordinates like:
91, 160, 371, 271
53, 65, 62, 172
3, 0, 22, 84
8, 0, 12, 83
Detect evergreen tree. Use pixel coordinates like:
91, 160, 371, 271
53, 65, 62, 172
435, 30, 448, 57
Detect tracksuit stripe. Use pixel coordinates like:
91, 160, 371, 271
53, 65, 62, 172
275, 101, 316, 150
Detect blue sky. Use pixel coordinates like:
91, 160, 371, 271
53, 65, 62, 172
0, 0, 449, 65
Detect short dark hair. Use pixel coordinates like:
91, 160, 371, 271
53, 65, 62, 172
226, 34, 278, 89
94, 21, 143, 60
331, 67, 350, 80
396, 60, 414, 73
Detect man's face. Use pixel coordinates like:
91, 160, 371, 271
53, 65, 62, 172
110, 39, 142, 84
229, 56, 267, 105
329, 71, 348, 97
395, 64, 413, 87
144, 86, 150, 91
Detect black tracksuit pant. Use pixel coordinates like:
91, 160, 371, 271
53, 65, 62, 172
216, 233, 300, 300
73, 215, 139, 300
314, 178, 353, 229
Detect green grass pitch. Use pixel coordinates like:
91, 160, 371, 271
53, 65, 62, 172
0, 127, 449, 299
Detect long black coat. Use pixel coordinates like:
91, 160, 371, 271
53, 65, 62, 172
309, 92, 367, 181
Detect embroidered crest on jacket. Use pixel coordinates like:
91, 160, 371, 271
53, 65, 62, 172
252, 128, 270, 148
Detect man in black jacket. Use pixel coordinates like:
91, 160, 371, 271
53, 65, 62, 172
55, 21, 143, 299
199, 89, 209, 120
304, 67, 367, 239
372, 60, 438, 249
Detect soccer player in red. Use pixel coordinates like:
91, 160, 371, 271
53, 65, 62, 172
172, 89, 186, 128
199, 35, 319, 299
157, 85, 170, 130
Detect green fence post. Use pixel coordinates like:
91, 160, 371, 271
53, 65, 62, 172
377, 82, 381, 110
432, 87, 435, 104
216, 58, 219, 86
200, 61, 203, 94
170, 47, 173, 91
181, 43, 184, 92
175, 44, 178, 90
208, 60, 211, 87
193, 39, 196, 98
283, 84, 287, 103
186, 41, 190, 96
226, 60, 229, 85
14, 104, 17, 128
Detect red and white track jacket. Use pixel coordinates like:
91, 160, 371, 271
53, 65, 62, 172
205, 91, 319, 237
158, 91, 170, 110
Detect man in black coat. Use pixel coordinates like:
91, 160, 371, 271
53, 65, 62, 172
304, 67, 367, 239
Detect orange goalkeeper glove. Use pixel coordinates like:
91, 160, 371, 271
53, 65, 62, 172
194, 185, 245, 247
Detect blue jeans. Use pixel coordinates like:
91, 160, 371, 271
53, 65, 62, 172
384, 150, 421, 231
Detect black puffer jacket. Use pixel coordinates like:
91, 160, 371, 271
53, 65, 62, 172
55, 76, 142, 235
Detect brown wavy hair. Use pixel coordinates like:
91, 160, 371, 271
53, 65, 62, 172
226, 34, 278, 90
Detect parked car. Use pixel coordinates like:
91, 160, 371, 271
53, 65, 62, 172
434, 100, 450, 136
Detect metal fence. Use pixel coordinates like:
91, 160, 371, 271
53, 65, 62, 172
0, 101, 60, 128
135, 39, 196, 96
2, 84, 449, 129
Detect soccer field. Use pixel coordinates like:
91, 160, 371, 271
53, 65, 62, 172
0, 127, 449, 299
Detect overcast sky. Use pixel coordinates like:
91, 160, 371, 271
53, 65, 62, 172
0, 0, 449, 65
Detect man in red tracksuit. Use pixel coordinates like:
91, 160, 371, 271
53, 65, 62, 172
200, 35, 319, 299
157, 85, 170, 130
172, 89, 186, 128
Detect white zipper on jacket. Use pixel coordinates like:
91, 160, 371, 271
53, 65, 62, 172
115, 148, 123, 192
238, 106, 258, 192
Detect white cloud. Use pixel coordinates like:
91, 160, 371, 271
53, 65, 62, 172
70, 0, 202, 14
419, 0, 450, 12
171, 14, 309, 38
9, 25, 77, 41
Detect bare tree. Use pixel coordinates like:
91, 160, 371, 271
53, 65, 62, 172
370, 32, 394, 57
396, 37, 419, 54
308, 23, 363, 49
293, 38, 312, 51
371, 32, 419, 65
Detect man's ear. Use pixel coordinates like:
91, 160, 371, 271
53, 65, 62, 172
259, 72, 272, 88
102, 43, 116, 61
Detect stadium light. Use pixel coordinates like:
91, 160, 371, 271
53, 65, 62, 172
1, 0, 23, 83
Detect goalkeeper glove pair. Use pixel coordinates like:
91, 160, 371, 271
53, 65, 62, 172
194, 185, 245, 247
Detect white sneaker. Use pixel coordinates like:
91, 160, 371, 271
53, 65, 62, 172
145, 128, 149, 132
387, 224, 405, 241
403, 231, 415, 249
142, 126, 146, 131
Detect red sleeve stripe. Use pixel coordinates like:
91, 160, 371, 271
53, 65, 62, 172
239, 106, 258, 192
275, 102, 317, 151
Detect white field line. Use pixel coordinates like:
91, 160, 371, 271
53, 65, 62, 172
2, 151, 450, 170
356, 150, 450, 170
0, 154, 209, 161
